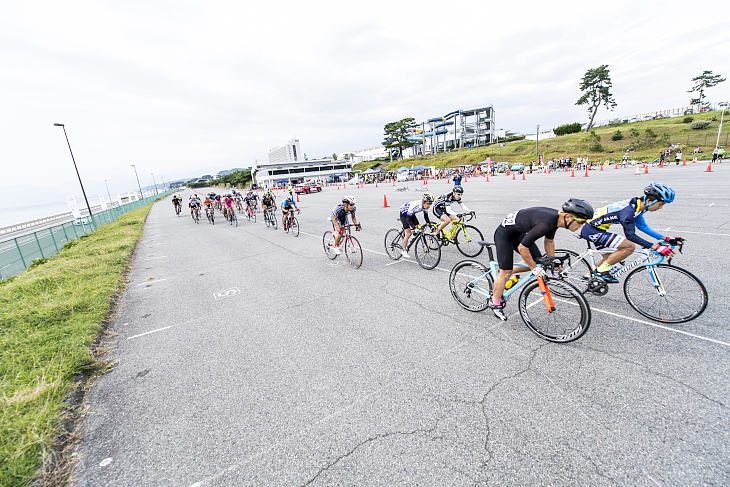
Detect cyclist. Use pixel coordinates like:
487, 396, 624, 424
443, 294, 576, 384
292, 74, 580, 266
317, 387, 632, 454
432, 186, 475, 239
203, 194, 215, 220
250, 190, 260, 211
491, 199, 595, 320
172, 194, 182, 214
281, 195, 299, 229
261, 191, 276, 217
233, 191, 243, 209
214, 193, 222, 211
579, 182, 682, 283
222, 193, 235, 220
189, 194, 202, 218
399, 193, 434, 259
330, 195, 361, 254
244, 192, 257, 216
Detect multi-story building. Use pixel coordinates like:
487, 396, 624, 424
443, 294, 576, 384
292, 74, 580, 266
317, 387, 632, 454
268, 138, 303, 164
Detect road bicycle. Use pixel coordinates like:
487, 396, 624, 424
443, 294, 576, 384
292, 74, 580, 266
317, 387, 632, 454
323, 223, 362, 269
190, 207, 200, 224
449, 243, 591, 343
548, 240, 707, 323
205, 207, 215, 225
425, 213, 484, 257
175, 203, 181, 216
264, 207, 278, 229
283, 210, 299, 237
235, 200, 243, 213
227, 207, 238, 227
245, 205, 256, 222
384, 225, 441, 270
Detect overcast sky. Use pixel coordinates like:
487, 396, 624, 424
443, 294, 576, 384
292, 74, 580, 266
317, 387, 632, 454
1, 0, 728, 207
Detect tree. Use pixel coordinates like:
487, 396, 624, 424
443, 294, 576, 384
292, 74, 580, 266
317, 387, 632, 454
332, 153, 338, 161
688, 70, 726, 107
383, 117, 417, 160
576, 65, 617, 132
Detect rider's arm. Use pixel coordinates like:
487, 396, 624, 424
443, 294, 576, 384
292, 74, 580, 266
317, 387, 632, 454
634, 213, 664, 241
618, 206, 655, 248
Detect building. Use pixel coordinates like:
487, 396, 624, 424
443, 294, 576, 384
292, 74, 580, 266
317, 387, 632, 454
268, 138, 303, 164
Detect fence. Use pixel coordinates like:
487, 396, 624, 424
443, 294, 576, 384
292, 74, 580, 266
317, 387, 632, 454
0, 191, 174, 281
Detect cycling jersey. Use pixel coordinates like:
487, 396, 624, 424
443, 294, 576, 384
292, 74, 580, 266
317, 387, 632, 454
584, 197, 662, 249
223, 197, 234, 208
244, 196, 256, 206
189, 200, 201, 208
433, 192, 470, 216
172, 197, 181, 206
203, 198, 213, 207
494, 207, 559, 270
331, 203, 355, 225
400, 200, 428, 216
262, 197, 274, 207
281, 199, 297, 211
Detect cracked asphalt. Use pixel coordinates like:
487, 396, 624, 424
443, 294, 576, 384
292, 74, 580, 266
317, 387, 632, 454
71, 164, 730, 486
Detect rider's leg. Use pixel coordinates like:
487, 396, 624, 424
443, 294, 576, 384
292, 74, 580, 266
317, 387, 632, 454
333, 220, 343, 246
436, 214, 458, 235
595, 239, 635, 271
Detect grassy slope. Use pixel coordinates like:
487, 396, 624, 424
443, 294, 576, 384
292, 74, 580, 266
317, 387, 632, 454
384, 111, 727, 170
0, 204, 153, 487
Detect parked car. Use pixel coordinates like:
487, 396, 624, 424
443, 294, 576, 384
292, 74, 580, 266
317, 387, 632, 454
396, 171, 409, 182
510, 163, 526, 173
495, 162, 509, 173
294, 183, 322, 194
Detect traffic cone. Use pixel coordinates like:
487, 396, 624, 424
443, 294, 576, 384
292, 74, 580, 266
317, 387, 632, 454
635, 165, 641, 175
486, 175, 490, 182
682, 159, 686, 166
447, 178, 450, 184
706, 162, 713, 172
644, 164, 649, 174
570, 168, 575, 177
375, 182, 378, 187
600, 164, 603, 171
584, 166, 589, 177
296, 193, 300, 202
383, 195, 389, 207
512, 172, 516, 180
392, 180, 395, 186
660, 161, 663, 168
693, 157, 697, 163
522, 172, 526, 180
615, 164, 618, 169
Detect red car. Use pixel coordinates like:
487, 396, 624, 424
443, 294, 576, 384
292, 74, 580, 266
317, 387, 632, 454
294, 183, 322, 194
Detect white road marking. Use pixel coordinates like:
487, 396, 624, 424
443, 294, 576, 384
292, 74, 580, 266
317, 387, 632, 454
136, 278, 167, 286
127, 324, 180, 340
385, 259, 407, 266
145, 256, 168, 260
99, 458, 113, 467
213, 288, 240, 300
709, 203, 714, 207
666, 230, 730, 237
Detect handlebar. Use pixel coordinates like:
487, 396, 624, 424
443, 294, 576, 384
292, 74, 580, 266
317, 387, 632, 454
536, 254, 570, 273
457, 213, 476, 221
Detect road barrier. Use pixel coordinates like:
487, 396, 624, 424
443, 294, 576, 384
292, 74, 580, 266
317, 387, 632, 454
0, 191, 174, 281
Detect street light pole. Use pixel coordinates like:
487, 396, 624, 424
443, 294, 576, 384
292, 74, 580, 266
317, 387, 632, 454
161, 176, 166, 191
54, 123, 94, 225
536, 124, 540, 156
151, 173, 159, 195
104, 179, 112, 205
131, 164, 143, 199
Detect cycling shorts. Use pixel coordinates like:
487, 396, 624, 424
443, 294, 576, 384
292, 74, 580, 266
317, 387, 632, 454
580, 225, 625, 251
493, 225, 542, 271
433, 206, 457, 219
400, 213, 418, 230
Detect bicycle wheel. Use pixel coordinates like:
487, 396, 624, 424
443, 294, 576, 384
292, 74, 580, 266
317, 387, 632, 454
623, 264, 708, 323
449, 260, 493, 312
551, 249, 595, 296
323, 231, 337, 260
455, 225, 484, 257
413, 233, 441, 270
384, 229, 403, 260
345, 236, 363, 269
251, 211, 256, 223
291, 217, 299, 237
265, 211, 271, 227
272, 213, 278, 229
284, 217, 289, 233
232, 213, 238, 227
518, 278, 591, 343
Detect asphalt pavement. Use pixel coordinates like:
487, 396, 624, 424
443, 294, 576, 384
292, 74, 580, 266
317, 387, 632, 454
71, 163, 730, 486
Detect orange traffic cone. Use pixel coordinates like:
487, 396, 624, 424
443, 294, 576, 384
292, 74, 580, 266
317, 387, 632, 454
486, 175, 489, 182
570, 168, 575, 177
682, 159, 686, 166
383, 195, 389, 207
600, 164, 603, 171
522, 172, 526, 180
615, 164, 618, 169
512, 172, 516, 180
447, 178, 450, 184
644, 164, 649, 174
706, 162, 713, 172
375, 182, 378, 187
296, 193, 300, 202
584, 166, 589, 177
693, 157, 697, 163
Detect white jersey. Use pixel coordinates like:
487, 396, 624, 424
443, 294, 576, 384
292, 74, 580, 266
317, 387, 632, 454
400, 200, 427, 216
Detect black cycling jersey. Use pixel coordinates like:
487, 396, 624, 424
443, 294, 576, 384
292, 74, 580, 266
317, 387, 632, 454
500, 207, 559, 247
433, 193, 471, 214
331, 203, 356, 223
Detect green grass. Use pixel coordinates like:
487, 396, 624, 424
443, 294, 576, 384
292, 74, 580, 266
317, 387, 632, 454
352, 158, 389, 172
384, 110, 729, 170
0, 204, 154, 487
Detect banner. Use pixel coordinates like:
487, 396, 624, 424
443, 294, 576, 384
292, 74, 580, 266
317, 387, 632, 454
66, 195, 81, 219
99, 194, 108, 211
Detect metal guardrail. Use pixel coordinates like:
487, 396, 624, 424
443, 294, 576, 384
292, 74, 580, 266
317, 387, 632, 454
0, 191, 174, 281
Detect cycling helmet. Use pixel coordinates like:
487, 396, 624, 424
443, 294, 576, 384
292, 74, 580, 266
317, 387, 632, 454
562, 198, 595, 220
287, 195, 293, 202
453, 186, 464, 194
342, 195, 356, 205
644, 182, 675, 204
422, 192, 435, 203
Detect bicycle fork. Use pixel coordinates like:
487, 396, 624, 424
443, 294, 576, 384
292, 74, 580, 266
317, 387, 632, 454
537, 276, 556, 312
646, 266, 667, 297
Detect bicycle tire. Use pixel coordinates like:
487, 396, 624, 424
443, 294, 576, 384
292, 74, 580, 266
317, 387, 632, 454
455, 225, 484, 257
251, 211, 256, 223
265, 211, 270, 227
623, 264, 708, 323
551, 249, 594, 296
413, 233, 441, 270
291, 217, 299, 237
518, 278, 591, 343
233, 214, 238, 227
384, 228, 403, 260
323, 231, 337, 260
449, 260, 492, 312
272, 213, 278, 229
345, 236, 363, 269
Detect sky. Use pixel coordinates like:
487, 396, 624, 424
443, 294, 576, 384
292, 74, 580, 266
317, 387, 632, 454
1, 0, 728, 211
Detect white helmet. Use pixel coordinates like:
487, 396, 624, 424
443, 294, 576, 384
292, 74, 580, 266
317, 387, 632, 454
342, 195, 356, 205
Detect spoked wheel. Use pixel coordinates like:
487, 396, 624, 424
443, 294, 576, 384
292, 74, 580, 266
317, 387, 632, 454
413, 233, 441, 270
323, 231, 337, 260
623, 264, 708, 323
449, 260, 492, 311
232, 214, 238, 227
290, 217, 299, 236
518, 278, 591, 343
345, 236, 363, 269
251, 211, 256, 223
272, 213, 278, 229
265, 211, 271, 227
455, 225, 484, 257
384, 229, 403, 260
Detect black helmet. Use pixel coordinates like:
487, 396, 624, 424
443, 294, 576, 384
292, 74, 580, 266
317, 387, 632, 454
562, 198, 594, 220
453, 186, 464, 194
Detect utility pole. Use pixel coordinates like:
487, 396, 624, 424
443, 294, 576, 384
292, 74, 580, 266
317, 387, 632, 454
536, 124, 540, 156
715, 105, 725, 152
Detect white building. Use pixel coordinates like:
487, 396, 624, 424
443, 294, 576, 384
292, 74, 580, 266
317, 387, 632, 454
252, 158, 354, 188
268, 138, 303, 164
337, 146, 389, 163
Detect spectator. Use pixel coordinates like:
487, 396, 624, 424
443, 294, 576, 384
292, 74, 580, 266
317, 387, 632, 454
453, 172, 463, 186
675, 151, 682, 165
712, 147, 719, 163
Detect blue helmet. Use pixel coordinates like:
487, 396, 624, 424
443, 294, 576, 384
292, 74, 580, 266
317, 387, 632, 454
644, 182, 675, 203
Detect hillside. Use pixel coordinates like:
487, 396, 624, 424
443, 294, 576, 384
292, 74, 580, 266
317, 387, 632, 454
383, 111, 727, 170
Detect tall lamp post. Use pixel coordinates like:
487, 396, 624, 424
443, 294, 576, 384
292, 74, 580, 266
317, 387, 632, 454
151, 173, 159, 195
54, 123, 94, 225
131, 164, 143, 199
161, 176, 166, 191
104, 179, 112, 205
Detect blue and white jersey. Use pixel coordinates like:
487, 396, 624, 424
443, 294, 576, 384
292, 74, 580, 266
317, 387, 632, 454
281, 199, 297, 210
400, 200, 427, 216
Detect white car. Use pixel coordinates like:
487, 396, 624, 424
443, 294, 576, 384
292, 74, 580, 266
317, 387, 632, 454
396, 172, 409, 182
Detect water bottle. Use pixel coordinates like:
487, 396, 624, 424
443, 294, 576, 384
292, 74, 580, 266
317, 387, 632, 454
504, 275, 520, 290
